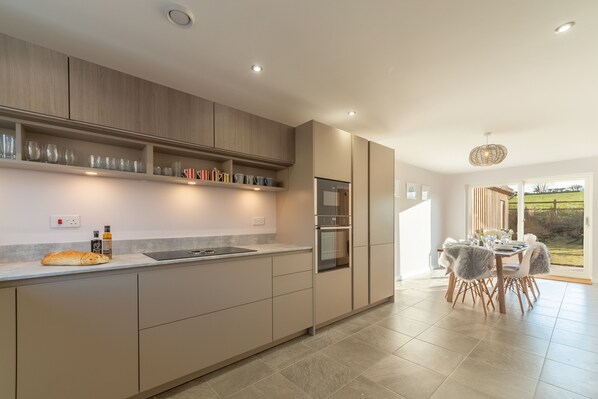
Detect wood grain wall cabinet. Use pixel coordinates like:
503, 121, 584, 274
214, 103, 295, 163
0, 33, 69, 117
313, 121, 352, 182
0, 288, 15, 399
69, 58, 214, 147
17, 274, 138, 399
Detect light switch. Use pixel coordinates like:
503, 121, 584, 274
50, 215, 81, 228
252, 216, 265, 226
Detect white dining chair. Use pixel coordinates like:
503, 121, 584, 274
491, 248, 534, 313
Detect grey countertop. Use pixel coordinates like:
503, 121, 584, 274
0, 243, 312, 282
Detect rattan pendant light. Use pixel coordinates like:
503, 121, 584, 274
469, 132, 507, 166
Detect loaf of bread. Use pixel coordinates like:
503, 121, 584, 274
41, 250, 110, 266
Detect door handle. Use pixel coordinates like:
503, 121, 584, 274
586, 217, 591, 228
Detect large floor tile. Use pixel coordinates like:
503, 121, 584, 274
450, 357, 537, 399
551, 328, 598, 354
394, 339, 464, 376
430, 378, 494, 399
302, 324, 351, 351
352, 324, 412, 353
504, 311, 557, 328
547, 341, 598, 373
558, 309, 598, 326
555, 318, 598, 338
469, 339, 545, 379
540, 359, 598, 398
483, 329, 549, 357
493, 317, 553, 340
534, 382, 588, 399
280, 352, 356, 399
363, 355, 446, 399
259, 340, 316, 371
433, 314, 494, 340
378, 314, 432, 337
398, 306, 449, 325
328, 375, 406, 399
416, 326, 480, 356
227, 373, 310, 399
155, 378, 219, 399
206, 357, 274, 398
323, 336, 388, 375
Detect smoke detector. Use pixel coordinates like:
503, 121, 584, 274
165, 5, 195, 28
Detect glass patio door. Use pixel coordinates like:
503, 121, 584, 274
521, 176, 592, 280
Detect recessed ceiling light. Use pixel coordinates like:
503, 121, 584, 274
254, 187, 261, 191
187, 181, 197, 185
165, 5, 195, 28
85, 171, 98, 176
555, 21, 575, 34
251, 64, 263, 73
347, 110, 357, 116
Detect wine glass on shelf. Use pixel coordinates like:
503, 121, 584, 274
63, 148, 75, 166
26, 141, 41, 161
45, 144, 59, 164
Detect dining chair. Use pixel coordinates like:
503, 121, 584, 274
527, 242, 551, 298
444, 245, 495, 316
491, 248, 535, 313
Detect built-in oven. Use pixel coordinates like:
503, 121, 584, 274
314, 177, 351, 273
315, 178, 350, 216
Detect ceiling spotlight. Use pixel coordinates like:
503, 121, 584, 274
347, 110, 357, 116
165, 5, 195, 28
187, 181, 197, 185
555, 21, 575, 34
251, 64, 263, 73
85, 171, 98, 176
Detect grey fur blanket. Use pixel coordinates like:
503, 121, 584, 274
442, 245, 494, 280
529, 242, 551, 275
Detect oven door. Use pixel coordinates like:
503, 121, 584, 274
315, 178, 350, 216
316, 226, 351, 273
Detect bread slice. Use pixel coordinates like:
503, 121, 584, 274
41, 250, 110, 266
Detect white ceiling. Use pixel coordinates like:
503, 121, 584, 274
1, 0, 597, 173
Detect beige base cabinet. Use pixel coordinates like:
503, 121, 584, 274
140, 299, 272, 391
0, 33, 69, 118
17, 274, 138, 399
315, 268, 352, 325
353, 246, 369, 309
0, 288, 15, 399
272, 252, 313, 340
370, 244, 395, 303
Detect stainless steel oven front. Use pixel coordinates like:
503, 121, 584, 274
315, 216, 351, 273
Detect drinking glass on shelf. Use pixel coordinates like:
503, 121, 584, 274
109, 157, 117, 170
1, 134, 15, 159
26, 141, 41, 161
133, 160, 144, 173
45, 144, 59, 164
63, 148, 76, 166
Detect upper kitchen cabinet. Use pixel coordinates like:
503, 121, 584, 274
69, 58, 214, 147
214, 103, 295, 164
313, 121, 351, 182
0, 33, 69, 118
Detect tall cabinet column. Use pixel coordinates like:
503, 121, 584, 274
352, 135, 369, 309
369, 142, 395, 303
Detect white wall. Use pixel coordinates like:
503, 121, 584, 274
443, 156, 598, 281
0, 169, 276, 245
395, 159, 446, 279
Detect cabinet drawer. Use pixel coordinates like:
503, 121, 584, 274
273, 271, 312, 296
273, 252, 312, 276
273, 289, 312, 341
139, 257, 272, 329
140, 299, 272, 391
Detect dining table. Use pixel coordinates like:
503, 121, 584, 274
444, 245, 527, 314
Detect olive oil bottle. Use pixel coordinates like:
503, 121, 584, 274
102, 225, 113, 259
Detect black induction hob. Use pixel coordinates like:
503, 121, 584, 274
143, 246, 257, 261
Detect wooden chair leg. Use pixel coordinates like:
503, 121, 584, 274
531, 276, 540, 296
453, 281, 465, 308
514, 279, 525, 314
483, 282, 496, 310
526, 276, 537, 301
470, 283, 476, 304
477, 281, 487, 316
521, 278, 534, 309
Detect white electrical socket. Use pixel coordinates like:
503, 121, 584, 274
50, 215, 81, 228
252, 216, 265, 226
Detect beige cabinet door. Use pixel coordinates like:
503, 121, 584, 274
17, 274, 138, 399
273, 288, 313, 341
0, 288, 15, 399
140, 299, 272, 391
69, 58, 214, 146
315, 267, 352, 325
0, 33, 68, 117
139, 257, 272, 329
370, 243, 395, 303
313, 121, 352, 182
353, 245, 369, 309
352, 135, 369, 247
369, 141, 394, 245
214, 103, 295, 163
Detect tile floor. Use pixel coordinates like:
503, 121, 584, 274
154, 271, 598, 399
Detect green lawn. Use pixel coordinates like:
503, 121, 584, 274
545, 242, 583, 267
509, 191, 584, 210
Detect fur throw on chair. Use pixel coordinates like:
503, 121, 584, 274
529, 242, 551, 275
443, 245, 494, 281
